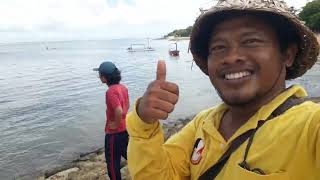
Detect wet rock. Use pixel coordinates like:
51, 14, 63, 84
78, 153, 96, 161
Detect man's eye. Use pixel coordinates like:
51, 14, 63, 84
210, 45, 225, 52
244, 39, 261, 44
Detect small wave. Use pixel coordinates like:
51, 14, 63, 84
0, 100, 13, 104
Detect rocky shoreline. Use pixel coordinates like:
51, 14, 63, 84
37, 115, 195, 180
37, 97, 320, 180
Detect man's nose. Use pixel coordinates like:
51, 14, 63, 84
223, 46, 246, 65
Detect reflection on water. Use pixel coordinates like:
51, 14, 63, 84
0, 39, 319, 179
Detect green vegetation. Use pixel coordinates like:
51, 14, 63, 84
299, 0, 320, 32
164, 26, 193, 38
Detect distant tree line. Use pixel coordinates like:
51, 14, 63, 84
299, 0, 320, 32
164, 26, 193, 38
164, 0, 319, 38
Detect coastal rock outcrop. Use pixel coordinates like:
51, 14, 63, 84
38, 116, 194, 180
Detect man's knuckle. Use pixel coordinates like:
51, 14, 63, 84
168, 105, 175, 113
173, 95, 179, 104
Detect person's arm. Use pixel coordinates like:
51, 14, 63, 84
127, 60, 199, 179
110, 106, 122, 129
127, 102, 202, 180
307, 106, 320, 168
107, 89, 122, 129
127, 94, 130, 111
317, 112, 320, 169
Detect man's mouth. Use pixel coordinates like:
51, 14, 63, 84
224, 71, 252, 80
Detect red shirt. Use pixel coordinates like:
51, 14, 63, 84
105, 84, 129, 134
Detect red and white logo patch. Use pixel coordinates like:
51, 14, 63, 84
191, 138, 205, 165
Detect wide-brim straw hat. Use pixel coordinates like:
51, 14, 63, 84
190, 0, 319, 80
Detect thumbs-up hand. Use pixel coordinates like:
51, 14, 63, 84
137, 60, 179, 124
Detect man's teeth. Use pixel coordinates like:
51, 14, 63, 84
225, 71, 251, 80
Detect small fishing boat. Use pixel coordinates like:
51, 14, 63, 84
169, 42, 179, 56
127, 38, 155, 52
127, 44, 155, 52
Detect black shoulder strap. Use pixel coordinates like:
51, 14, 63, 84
199, 97, 305, 180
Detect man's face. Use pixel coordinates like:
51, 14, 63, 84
207, 15, 293, 106
99, 73, 108, 84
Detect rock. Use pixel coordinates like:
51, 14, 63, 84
79, 148, 104, 158
44, 164, 78, 178
68, 161, 107, 180
39, 115, 195, 180
79, 153, 96, 162
306, 97, 320, 103
121, 166, 131, 180
46, 167, 80, 180
120, 158, 127, 168
37, 176, 45, 180
176, 123, 185, 130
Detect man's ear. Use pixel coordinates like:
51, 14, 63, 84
284, 43, 298, 68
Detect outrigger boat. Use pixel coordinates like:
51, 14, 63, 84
127, 39, 155, 52
127, 44, 155, 52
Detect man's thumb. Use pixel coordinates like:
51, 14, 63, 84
156, 60, 166, 81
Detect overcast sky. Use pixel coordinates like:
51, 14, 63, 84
0, 0, 310, 43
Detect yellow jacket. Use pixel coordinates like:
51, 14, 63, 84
126, 85, 320, 180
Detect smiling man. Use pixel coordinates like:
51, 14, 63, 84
126, 0, 320, 179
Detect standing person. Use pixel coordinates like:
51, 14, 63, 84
94, 61, 129, 180
126, 0, 320, 179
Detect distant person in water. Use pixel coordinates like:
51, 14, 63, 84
94, 61, 129, 180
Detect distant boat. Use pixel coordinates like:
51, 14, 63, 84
43, 43, 57, 50
127, 44, 155, 52
169, 42, 179, 56
127, 38, 155, 52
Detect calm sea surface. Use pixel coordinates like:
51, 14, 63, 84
0, 39, 319, 179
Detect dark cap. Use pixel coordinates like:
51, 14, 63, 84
93, 61, 117, 75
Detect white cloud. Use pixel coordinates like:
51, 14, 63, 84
286, 0, 309, 9
0, 0, 311, 42
0, 0, 206, 31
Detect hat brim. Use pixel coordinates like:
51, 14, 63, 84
190, 8, 319, 80
93, 68, 99, 71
